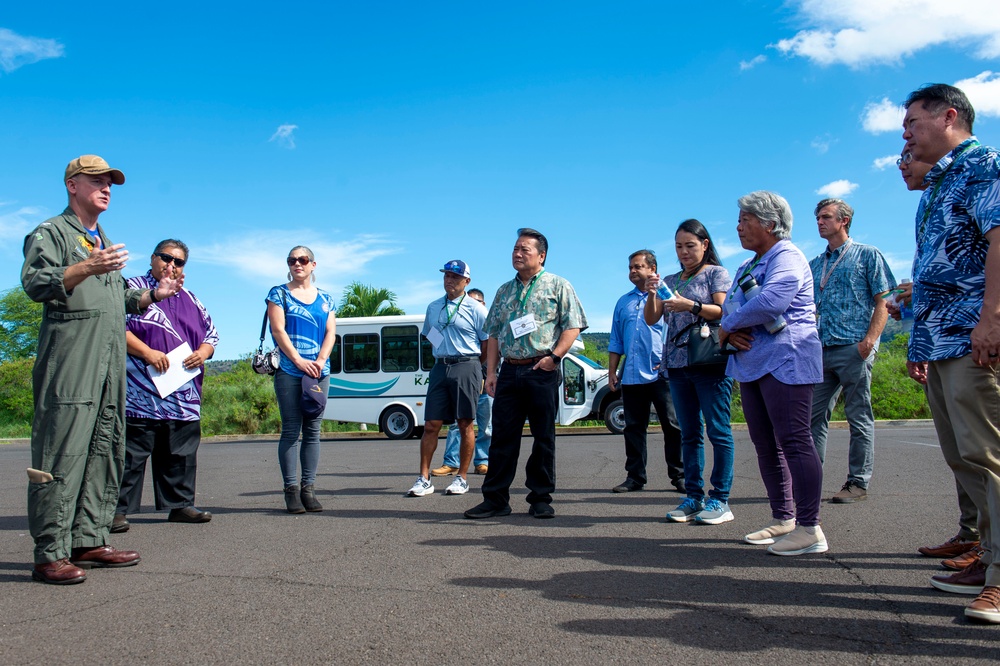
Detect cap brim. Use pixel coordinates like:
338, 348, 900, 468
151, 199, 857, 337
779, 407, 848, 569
67, 168, 126, 185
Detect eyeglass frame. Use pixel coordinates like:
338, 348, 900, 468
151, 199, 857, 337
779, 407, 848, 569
287, 256, 313, 266
896, 152, 913, 167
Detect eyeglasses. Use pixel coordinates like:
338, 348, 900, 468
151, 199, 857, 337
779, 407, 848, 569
287, 256, 312, 266
154, 252, 186, 267
896, 152, 913, 167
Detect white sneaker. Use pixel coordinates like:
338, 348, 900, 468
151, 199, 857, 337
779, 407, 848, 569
444, 477, 469, 495
694, 499, 734, 525
767, 525, 829, 556
744, 519, 796, 545
407, 476, 434, 497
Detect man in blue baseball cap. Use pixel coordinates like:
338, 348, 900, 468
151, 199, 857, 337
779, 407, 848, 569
407, 260, 489, 497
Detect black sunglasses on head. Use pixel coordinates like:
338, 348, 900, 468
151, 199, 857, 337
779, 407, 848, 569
154, 252, 186, 267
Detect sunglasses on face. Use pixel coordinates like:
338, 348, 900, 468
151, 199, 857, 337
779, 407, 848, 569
154, 252, 186, 267
287, 256, 312, 266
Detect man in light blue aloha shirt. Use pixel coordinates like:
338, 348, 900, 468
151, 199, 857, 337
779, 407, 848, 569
901, 83, 1000, 624
809, 198, 895, 504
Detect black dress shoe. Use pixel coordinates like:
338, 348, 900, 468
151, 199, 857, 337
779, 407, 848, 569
671, 479, 687, 494
168, 507, 212, 523
110, 514, 130, 533
464, 501, 512, 519
612, 479, 644, 493
528, 502, 555, 519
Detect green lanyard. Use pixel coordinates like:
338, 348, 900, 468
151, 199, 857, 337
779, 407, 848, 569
674, 270, 698, 295
516, 269, 544, 313
918, 140, 980, 241
441, 294, 465, 329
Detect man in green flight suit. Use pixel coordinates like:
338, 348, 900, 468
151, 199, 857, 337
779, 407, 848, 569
21, 155, 183, 585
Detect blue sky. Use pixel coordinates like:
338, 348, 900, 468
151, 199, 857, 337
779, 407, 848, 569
3, 1, 1000, 360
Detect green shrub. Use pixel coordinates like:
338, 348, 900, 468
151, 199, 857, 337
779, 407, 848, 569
0, 357, 34, 437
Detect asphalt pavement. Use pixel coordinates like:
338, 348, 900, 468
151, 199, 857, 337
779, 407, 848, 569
1, 425, 998, 665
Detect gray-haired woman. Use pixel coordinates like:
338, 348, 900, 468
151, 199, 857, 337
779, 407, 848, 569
720, 191, 826, 556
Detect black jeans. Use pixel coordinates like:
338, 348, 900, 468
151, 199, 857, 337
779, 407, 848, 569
621, 377, 683, 486
117, 418, 201, 513
481, 363, 560, 508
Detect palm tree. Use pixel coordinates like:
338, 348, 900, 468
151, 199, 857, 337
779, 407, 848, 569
337, 282, 405, 318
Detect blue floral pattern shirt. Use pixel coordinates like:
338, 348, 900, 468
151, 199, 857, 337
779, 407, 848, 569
909, 138, 1000, 362
266, 285, 336, 377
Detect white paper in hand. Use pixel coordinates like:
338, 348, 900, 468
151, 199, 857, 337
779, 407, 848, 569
150, 341, 201, 398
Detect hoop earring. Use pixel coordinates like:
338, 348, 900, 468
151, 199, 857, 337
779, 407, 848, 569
287, 272, 292, 281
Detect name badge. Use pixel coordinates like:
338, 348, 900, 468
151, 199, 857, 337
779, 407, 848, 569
510, 314, 536, 338
426, 327, 444, 348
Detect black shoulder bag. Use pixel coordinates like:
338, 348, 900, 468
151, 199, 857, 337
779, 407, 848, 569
251, 289, 286, 375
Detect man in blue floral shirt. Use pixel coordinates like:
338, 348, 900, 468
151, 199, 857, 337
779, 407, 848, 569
902, 83, 1000, 624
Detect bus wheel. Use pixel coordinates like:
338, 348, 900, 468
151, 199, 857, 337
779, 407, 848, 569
604, 399, 625, 435
380, 406, 415, 440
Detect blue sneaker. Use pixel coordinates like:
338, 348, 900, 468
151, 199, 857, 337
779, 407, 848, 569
695, 498, 734, 525
666, 498, 705, 523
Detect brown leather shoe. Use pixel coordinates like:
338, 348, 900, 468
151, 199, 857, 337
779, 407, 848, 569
430, 465, 458, 477
943, 545, 985, 572
32, 559, 86, 585
168, 506, 212, 523
930, 560, 986, 595
70, 545, 141, 569
966, 586, 1000, 623
918, 534, 979, 558
831, 481, 867, 503
474, 464, 488, 475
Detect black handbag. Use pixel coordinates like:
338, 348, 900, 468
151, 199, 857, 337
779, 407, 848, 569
671, 318, 732, 367
251, 289, 286, 375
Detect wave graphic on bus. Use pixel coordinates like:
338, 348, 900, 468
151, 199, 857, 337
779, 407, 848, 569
328, 376, 400, 398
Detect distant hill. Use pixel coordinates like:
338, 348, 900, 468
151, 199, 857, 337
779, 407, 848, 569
581, 332, 609, 353
205, 359, 238, 376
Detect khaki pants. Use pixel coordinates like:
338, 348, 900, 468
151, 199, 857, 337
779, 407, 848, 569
926, 354, 1000, 586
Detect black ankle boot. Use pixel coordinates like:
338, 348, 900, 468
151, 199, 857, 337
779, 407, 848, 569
284, 485, 305, 514
300, 484, 323, 512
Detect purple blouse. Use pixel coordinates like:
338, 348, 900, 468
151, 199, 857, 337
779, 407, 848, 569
721, 239, 822, 385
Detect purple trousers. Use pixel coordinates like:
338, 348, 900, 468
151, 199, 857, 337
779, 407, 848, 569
740, 374, 823, 527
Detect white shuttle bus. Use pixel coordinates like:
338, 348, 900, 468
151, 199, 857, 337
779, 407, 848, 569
322, 315, 624, 438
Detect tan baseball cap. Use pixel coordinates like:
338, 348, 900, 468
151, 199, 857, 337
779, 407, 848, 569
64, 155, 125, 185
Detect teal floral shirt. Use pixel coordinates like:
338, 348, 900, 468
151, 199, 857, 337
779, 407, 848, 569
486, 270, 588, 358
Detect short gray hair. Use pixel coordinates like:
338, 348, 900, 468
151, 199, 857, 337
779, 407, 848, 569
737, 191, 793, 240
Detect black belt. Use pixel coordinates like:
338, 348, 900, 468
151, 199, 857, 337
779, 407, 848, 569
439, 355, 478, 364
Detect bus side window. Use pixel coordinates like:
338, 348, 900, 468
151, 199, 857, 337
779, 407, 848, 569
382, 325, 419, 373
344, 333, 379, 373
329, 335, 342, 374
421, 337, 435, 371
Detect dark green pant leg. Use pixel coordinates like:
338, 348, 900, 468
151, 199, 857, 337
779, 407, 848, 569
71, 377, 125, 549
28, 400, 99, 563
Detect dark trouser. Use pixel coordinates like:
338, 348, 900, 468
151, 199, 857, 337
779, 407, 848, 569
481, 363, 560, 508
117, 418, 202, 513
621, 377, 683, 486
740, 374, 823, 527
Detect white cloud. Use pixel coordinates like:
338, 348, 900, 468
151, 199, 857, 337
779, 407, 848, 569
395, 279, 442, 313
772, 0, 1000, 68
739, 55, 766, 71
882, 252, 914, 279
955, 71, 1000, 118
712, 238, 745, 260
0, 204, 45, 242
861, 97, 905, 134
816, 179, 858, 197
872, 155, 899, 170
811, 135, 837, 154
198, 232, 401, 286
0, 27, 63, 74
269, 124, 298, 149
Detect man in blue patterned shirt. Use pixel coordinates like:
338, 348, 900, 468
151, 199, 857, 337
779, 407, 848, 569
607, 250, 684, 494
902, 83, 1000, 624
809, 199, 895, 504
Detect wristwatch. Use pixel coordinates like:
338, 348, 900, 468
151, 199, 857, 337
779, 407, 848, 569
548, 353, 561, 364
691, 301, 703, 315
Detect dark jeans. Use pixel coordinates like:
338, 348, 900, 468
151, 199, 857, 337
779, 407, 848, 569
740, 374, 823, 527
274, 369, 330, 488
117, 418, 201, 513
481, 363, 560, 508
621, 377, 683, 486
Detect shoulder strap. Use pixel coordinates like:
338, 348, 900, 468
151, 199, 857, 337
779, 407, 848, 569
259, 288, 289, 347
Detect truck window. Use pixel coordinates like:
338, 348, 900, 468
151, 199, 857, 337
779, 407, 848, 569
562, 357, 585, 405
344, 333, 380, 373
330, 335, 342, 374
382, 325, 419, 372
